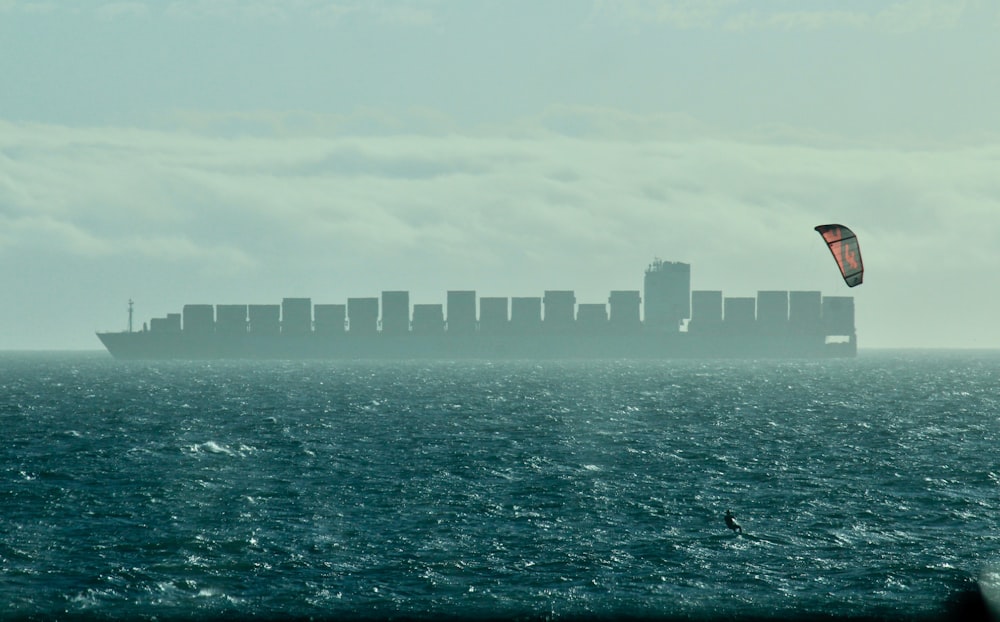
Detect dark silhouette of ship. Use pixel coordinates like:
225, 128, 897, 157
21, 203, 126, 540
96, 260, 857, 359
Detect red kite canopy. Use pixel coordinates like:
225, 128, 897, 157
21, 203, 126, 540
815, 224, 863, 287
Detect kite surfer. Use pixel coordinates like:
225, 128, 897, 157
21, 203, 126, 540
724, 509, 742, 534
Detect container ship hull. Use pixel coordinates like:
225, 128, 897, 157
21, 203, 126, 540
96, 330, 856, 360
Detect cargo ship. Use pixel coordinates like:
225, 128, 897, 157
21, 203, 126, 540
96, 260, 857, 360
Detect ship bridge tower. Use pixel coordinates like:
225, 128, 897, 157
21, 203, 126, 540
643, 259, 690, 331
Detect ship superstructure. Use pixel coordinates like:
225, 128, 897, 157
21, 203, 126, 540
97, 261, 857, 359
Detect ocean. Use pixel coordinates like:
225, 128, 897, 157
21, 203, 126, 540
2, 351, 998, 621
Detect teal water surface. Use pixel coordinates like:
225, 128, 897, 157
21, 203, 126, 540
2, 351, 999, 620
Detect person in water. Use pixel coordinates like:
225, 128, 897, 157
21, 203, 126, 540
725, 509, 742, 533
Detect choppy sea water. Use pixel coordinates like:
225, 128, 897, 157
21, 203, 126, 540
2, 351, 999, 621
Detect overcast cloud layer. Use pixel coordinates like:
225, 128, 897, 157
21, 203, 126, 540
2, 0, 999, 349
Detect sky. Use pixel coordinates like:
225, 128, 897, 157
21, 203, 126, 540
2, 0, 999, 350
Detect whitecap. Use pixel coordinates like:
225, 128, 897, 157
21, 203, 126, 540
191, 441, 235, 456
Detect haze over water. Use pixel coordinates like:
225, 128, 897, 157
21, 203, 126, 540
2, 351, 999, 620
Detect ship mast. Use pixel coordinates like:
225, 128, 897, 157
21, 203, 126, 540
128, 299, 134, 334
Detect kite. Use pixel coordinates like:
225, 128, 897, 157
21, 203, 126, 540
815, 224, 863, 287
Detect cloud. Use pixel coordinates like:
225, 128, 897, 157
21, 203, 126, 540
0, 212, 253, 272
0, 0, 439, 25
310, 1, 437, 27
3, 116, 998, 269
724, 1, 972, 33
2, 0, 990, 34
96, 1, 149, 19
593, 0, 735, 29
595, 0, 990, 33
0, 0, 58, 15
